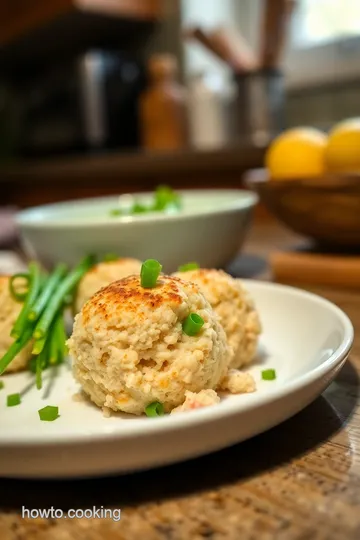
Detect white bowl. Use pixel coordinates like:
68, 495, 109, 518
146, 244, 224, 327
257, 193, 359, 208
0, 280, 353, 479
15, 190, 258, 272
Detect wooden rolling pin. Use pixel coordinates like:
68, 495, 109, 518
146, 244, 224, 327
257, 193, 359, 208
184, 26, 256, 72
208, 26, 258, 72
259, 0, 296, 69
183, 27, 224, 63
271, 250, 360, 289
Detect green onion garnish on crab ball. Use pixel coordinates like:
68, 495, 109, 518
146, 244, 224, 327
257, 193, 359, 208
140, 259, 162, 288
0, 381, 4, 390
182, 313, 204, 336
145, 401, 165, 417
38, 405, 59, 422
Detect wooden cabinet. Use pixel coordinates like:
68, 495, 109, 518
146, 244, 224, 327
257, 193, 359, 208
76, 0, 161, 19
0, 0, 161, 74
0, 0, 160, 46
0, 2, 71, 45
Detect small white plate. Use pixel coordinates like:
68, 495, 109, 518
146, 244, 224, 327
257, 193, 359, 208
0, 281, 353, 479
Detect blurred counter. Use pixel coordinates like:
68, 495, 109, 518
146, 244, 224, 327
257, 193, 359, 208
0, 146, 265, 207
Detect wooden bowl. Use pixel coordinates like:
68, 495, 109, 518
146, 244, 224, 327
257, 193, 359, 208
245, 169, 360, 248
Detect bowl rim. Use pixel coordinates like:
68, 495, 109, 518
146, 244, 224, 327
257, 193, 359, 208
15, 189, 258, 229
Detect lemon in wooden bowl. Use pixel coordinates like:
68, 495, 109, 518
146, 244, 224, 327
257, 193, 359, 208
245, 168, 360, 248
325, 118, 360, 174
265, 127, 327, 181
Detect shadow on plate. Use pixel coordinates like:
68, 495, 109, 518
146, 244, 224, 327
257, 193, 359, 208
249, 343, 269, 367
0, 358, 358, 512
226, 254, 268, 279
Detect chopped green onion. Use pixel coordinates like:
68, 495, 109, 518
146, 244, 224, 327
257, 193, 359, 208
28, 263, 67, 322
0, 328, 33, 375
182, 313, 204, 336
38, 405, 59, 422
109, 209, 122, 217
103, 253, 119, 262
153, 185, 181, 212
7, 393, 21, 407
262, 369, 276, 381
132, 202, 148, 214
0, 380, 4, 390
140, 259, 162, 288
9, 273, 30, 302
11, 262, 41, 339
178, 262, 200, 272
145, 401, 164, 417
33, 255, 94, 340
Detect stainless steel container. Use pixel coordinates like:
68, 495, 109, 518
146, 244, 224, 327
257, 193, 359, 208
232, 69, 285, 146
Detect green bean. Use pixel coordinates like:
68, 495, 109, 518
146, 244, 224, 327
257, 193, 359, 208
28, 264, 67, 321
49, 313, 63, 365
28, 356, 37, 374
56, 312, 68, 360
35, 355, 42, 390
35, 337, 51, 390
0, 328, 33, 375
33, 255, 94, 340
46, 310, 67, 365
32, 336, 46, 355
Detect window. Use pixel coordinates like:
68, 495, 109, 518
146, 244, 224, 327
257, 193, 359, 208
294, 0, 360, 48
287, 0, 360, 88
181, 0, 238, 79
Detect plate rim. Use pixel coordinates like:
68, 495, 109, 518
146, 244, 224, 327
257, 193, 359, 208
0, 279, 354, 447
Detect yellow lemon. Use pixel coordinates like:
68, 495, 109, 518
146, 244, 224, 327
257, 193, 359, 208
266, 127, 327, 180
325, 118, 360, 173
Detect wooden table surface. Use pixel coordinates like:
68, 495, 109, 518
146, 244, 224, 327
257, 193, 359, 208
1, 219, 360, 540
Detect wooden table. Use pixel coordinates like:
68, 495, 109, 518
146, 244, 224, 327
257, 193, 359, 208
0, 219, 359, 540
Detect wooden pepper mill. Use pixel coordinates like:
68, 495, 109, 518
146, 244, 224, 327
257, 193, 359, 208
140, 54, 187, 151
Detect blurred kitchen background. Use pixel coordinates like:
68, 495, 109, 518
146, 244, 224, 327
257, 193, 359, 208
0, 0, 360, 207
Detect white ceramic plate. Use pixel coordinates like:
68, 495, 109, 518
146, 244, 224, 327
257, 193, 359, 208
0, 280, 353, 479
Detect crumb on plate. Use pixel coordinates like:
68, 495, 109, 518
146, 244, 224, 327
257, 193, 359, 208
218, 369, 256, 394
171, 389, 220, 414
